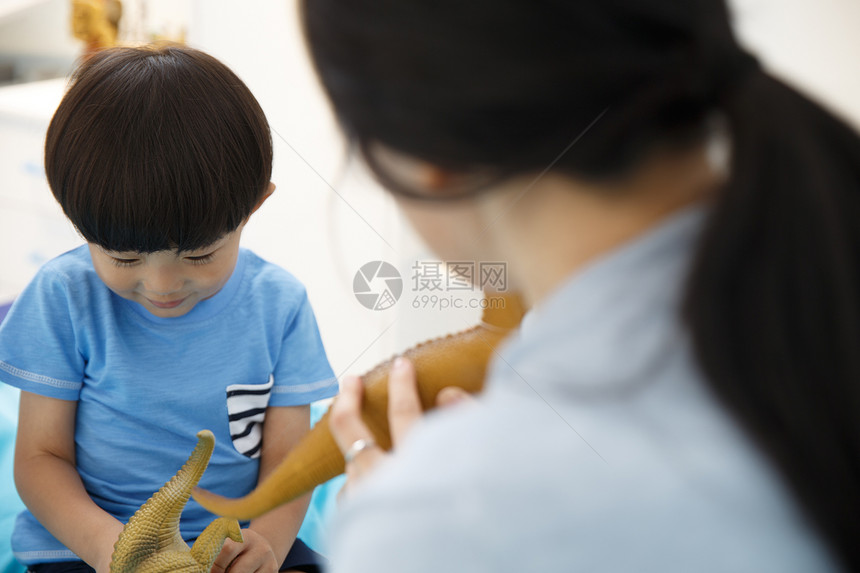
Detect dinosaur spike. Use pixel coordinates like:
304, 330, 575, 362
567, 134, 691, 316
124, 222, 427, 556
193, 293, 526, 520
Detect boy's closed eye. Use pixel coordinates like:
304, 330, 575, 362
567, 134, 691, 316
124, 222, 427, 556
104, 249, 220, 268
184, 252, 217, 265
109, 256, 141, 268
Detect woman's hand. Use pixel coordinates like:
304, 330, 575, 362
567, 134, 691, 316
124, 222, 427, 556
329, 356, 472, 495
211, 529, 278, 573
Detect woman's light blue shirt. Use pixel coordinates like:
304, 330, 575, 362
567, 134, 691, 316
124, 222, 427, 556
329, 206, 840, 573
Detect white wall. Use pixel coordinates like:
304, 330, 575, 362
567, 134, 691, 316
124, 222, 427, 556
0, 0, 79, 57
0, 78, 80, 300
729, 0, 860, 129
0, 0, 858, 382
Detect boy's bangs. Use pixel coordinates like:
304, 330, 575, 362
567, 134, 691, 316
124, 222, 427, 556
61, 118, 253, 253
69, 172, 247, 254
56, 127, 259, 252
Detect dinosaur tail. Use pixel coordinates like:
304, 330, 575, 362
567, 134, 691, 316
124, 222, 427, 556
193, 293, 525, 520
193, 411, 344, 519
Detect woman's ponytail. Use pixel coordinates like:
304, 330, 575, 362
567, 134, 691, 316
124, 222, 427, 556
685, 70, 860, 570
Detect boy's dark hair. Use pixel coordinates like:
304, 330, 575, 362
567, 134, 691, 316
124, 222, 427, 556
45, 44, 273, 253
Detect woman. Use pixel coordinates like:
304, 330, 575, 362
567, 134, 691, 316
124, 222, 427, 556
302, 1, 859, 571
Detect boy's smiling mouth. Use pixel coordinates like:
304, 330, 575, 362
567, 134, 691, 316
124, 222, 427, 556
146, 296, 189, 309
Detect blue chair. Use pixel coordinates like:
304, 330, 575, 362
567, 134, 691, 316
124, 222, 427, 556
297, 402, 345, 554
0, 302, 25, 573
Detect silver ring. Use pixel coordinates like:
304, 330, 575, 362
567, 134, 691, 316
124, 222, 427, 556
344, 437, 377, 463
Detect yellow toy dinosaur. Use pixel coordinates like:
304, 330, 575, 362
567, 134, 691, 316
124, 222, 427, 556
110, 430, 243, 573
193, 292, 526, 520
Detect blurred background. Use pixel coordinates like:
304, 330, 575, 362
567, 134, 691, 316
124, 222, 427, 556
0, 0, 858, 569
1, 0, 860, 380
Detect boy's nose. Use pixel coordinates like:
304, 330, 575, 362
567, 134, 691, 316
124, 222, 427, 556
143, 269, 183, 295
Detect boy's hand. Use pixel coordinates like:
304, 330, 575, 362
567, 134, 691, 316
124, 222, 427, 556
211, 529, 278, 573
93, 524, 124, 573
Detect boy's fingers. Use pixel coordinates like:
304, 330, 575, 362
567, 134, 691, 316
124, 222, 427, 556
388, 357, 423, 447
211, 539, 241, 573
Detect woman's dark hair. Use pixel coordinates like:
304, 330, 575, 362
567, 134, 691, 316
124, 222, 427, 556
45, 44, 273, 253
301, 0, 860, 568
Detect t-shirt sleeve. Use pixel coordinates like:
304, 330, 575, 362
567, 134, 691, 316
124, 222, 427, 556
269, 291, 337, 406
0, 268, 84, 400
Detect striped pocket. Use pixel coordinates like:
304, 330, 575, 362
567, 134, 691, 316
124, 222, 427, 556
226, 375, 274, 458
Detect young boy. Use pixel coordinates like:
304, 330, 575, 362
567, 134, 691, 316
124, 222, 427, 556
0, 45, 337, 573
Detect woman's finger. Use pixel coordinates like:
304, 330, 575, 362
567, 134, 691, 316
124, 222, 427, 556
329, 375, 386, 483
329, 375, 373, 453
436, 386, 473, 408
387, 357, 423, 447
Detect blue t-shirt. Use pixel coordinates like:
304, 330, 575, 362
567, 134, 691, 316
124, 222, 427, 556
0, 246, 338, 565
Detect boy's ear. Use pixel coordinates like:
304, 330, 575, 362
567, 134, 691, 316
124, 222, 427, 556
249, 182, 276, 216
